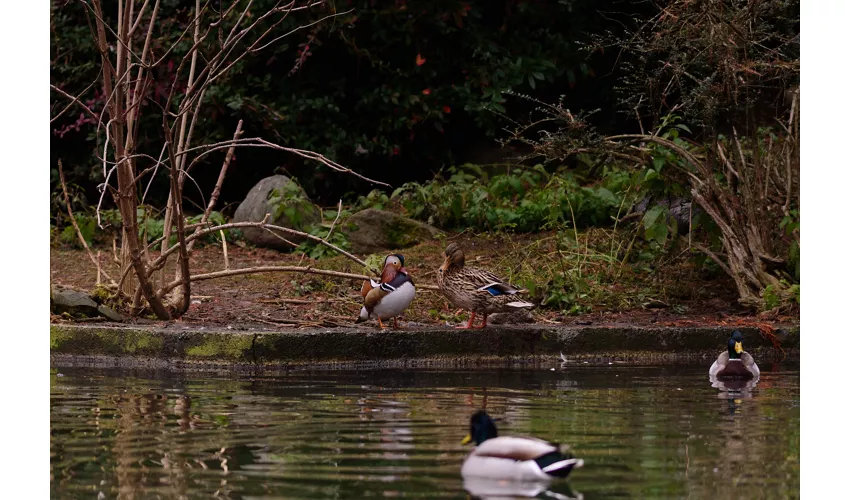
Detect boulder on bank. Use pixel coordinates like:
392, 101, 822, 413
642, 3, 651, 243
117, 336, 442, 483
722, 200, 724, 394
51, 285, 125, 321
343, 209, 442, 254
232, 175, 321, 250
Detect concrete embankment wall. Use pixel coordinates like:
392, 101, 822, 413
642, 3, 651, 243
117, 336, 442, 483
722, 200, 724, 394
50, 324, 799, 371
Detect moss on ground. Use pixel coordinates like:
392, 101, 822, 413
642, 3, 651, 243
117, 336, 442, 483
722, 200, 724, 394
50, 326, 73, 350
112, 330, 164, 353
185, 334, 254, 359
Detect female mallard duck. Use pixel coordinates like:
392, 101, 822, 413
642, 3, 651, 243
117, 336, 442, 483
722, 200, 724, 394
709, 330, 761, 379
461, 411, 583, 481
437, 243, 534, 329
356, 254, 416, 329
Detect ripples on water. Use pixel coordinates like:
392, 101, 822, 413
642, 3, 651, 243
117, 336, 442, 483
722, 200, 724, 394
50, 364, 799, 499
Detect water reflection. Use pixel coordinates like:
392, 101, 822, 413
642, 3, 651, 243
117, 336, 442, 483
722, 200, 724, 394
50, 364, 799, 499
710, 373, 760, 396
463, 477, 583, 500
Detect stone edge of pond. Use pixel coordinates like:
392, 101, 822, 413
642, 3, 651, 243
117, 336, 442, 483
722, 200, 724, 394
50, 323, 799, 371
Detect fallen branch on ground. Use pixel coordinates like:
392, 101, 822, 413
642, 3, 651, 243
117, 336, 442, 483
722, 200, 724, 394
159, 265, 439, 297
258, 297, 352, 305
147, 220, 378, 279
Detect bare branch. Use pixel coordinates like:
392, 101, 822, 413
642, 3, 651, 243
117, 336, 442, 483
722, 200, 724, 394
173, 0, 204, 182
152, 221, 374, 278
163, 116, 192, 316
128, 0, 152, 35
79, 0, 144, 65
604, 134, 705, 187
180, 137, 390, 187
126, 0, 162, 151
160, 266, 373, 298
693, 243, 733, 279
220, 230, 230, 270
58, 160, 116, 285
140, 143, 169, 204
50, 81, 100, 123
186, 119, 243, 253
249, 8, 354, 54
326, 199, 343, 240
262, 227, 299, 248
160, 266, 440, 298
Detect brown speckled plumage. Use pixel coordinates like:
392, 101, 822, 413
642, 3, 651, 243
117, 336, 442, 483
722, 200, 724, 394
437, 243, 534, 318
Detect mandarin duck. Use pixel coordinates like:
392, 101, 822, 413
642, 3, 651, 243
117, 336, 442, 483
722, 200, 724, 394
356, 254, 416, 329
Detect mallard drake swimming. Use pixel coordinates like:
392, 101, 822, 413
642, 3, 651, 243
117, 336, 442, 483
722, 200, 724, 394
356, 254, 416, 329
437, 243, 534, 329
461, 411, 583, 482
709, 330, 761, 379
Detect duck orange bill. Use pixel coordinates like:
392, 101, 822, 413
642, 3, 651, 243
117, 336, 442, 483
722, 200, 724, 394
461, 434, 472, 445
734, 341, 743, 354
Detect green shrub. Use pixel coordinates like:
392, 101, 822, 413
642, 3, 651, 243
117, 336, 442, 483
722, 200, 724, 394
53, 208, 235, 248
267, 181, 317, 229
384, 164, 627, 232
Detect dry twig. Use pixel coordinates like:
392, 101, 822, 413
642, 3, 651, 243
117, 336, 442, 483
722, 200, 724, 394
220, 230, 229, 270
58, 160, 116, 285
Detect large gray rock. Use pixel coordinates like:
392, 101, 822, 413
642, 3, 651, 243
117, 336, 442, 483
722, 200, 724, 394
343, 209, 442, 254
233, 175, 321, 250
51, 285, 125, 321
51, 286, 99, 317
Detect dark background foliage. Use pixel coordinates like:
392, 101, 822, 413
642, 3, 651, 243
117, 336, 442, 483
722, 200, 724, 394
51, 0, 795, 210
51, 0, 652, 210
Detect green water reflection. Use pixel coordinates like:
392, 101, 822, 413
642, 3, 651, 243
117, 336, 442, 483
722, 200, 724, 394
50, 364, 799, 499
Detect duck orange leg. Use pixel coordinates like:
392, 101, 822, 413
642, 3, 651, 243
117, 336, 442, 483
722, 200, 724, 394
393, 317, 400, 329
378, 318, 388, 329
476, 314, 488, 329
456, 312, 476, 329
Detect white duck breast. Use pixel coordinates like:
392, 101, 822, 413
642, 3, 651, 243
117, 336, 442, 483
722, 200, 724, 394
370, 280, 415, 320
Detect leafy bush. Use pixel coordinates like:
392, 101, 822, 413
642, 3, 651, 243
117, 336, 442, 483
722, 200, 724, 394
268, 181, 318, 229
384, 164, 627, 232
58, 215, 96, 248
297, 222, 352, 260
53, 209, 234, 248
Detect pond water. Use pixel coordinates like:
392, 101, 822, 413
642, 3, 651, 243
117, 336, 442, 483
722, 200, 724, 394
50, 363, 799, 499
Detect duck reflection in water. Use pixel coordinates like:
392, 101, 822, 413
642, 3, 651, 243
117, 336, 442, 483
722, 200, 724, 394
710, 373, 759, 398
463, 476, 583, 499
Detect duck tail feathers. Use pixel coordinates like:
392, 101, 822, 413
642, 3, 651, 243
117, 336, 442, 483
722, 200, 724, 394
535, 451, 584, 478
355, 306, 370, 323
506, 300, 535, 309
